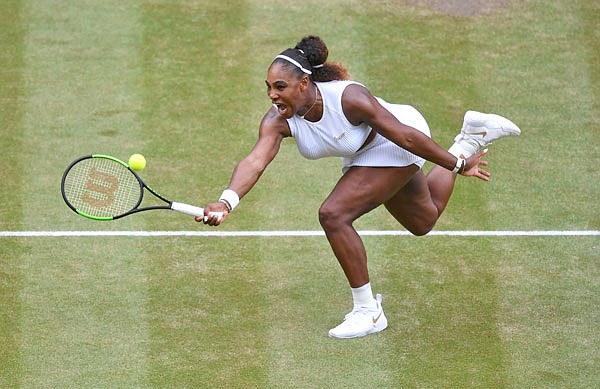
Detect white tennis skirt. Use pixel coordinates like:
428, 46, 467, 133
342, 102, 431, 173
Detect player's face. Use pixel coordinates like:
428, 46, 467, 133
265, 63, 307, 119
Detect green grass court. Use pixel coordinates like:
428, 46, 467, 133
1, 0, 599, 387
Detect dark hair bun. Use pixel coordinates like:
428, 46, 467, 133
295, 36, 328, 68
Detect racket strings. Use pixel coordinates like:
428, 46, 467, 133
63, 157, 141, 218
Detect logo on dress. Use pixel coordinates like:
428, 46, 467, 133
333, 132, 346, 141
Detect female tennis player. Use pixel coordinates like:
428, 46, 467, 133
197, 36, 521, 339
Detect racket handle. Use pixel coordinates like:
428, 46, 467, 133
171, 201, 205, 217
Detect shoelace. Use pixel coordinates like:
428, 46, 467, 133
343, 294, 384, 321
344, 306, 379, 322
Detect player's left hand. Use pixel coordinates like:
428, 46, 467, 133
462, 149, 491, 181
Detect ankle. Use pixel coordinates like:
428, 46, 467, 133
448, 140, 476, 158
351, 282, 377, 308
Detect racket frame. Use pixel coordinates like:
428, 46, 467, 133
61, 154, 202, 220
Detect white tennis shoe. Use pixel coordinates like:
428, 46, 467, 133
451, 110, 521, 157
328, 294, 388, 339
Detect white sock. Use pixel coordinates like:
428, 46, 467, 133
448, 142, 475, 159
351, 282, 377, 309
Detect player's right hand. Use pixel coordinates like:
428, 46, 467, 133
195, 202, 229, 226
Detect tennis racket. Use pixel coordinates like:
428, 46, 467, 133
61, 154, 212, 221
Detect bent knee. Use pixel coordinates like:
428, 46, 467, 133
406, 221, 435, 236
385, 206, 437, 236
318, 202, 352, 230
318, 202, 337, 228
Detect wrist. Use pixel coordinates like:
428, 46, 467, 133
219, 189, 240, 211
452, 156, 466, 174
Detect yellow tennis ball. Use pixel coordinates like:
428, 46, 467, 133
128, 154, 146, 172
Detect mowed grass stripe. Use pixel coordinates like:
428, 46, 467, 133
467, 0, 600, 231
140, 2, 272, 386
245, 2, 411, 387
0, 1, 26, 387
0, 0, 26, 231
495, 237, 600, 387
473, 2, 600, 386
350, 5, 507, 387
19, 2, 150, 387
582, 0, 600, 120
16, 240, 151, 387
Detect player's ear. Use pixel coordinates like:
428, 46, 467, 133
299, 75, 310, 91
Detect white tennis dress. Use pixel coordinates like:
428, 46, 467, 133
285, 80, 431, 173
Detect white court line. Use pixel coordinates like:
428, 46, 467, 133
0, 230, 599, 237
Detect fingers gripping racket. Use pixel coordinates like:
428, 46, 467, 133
61, 154, 211, 221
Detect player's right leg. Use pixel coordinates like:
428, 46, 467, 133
384, 168, 448, 235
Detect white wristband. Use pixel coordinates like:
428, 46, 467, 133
219, 189, 240, 211
452, 157, 466, 174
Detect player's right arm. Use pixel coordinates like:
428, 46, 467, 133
227, 107, 290, 197
198, 106, 291, 225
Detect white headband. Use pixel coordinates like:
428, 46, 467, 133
274, 54, 312, 74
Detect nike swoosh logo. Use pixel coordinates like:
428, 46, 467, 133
470, 131, 487, 137
372, 310, 383, 324
333, 132, 346, 141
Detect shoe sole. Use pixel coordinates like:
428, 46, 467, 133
328, 317, 388, 339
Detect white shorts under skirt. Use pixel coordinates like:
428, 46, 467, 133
341, 103, 431, 173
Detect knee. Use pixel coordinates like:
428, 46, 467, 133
406, 220, 435, 236
319, 201, 348, 231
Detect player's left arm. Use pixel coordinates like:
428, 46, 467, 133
341, 84, 488, 178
